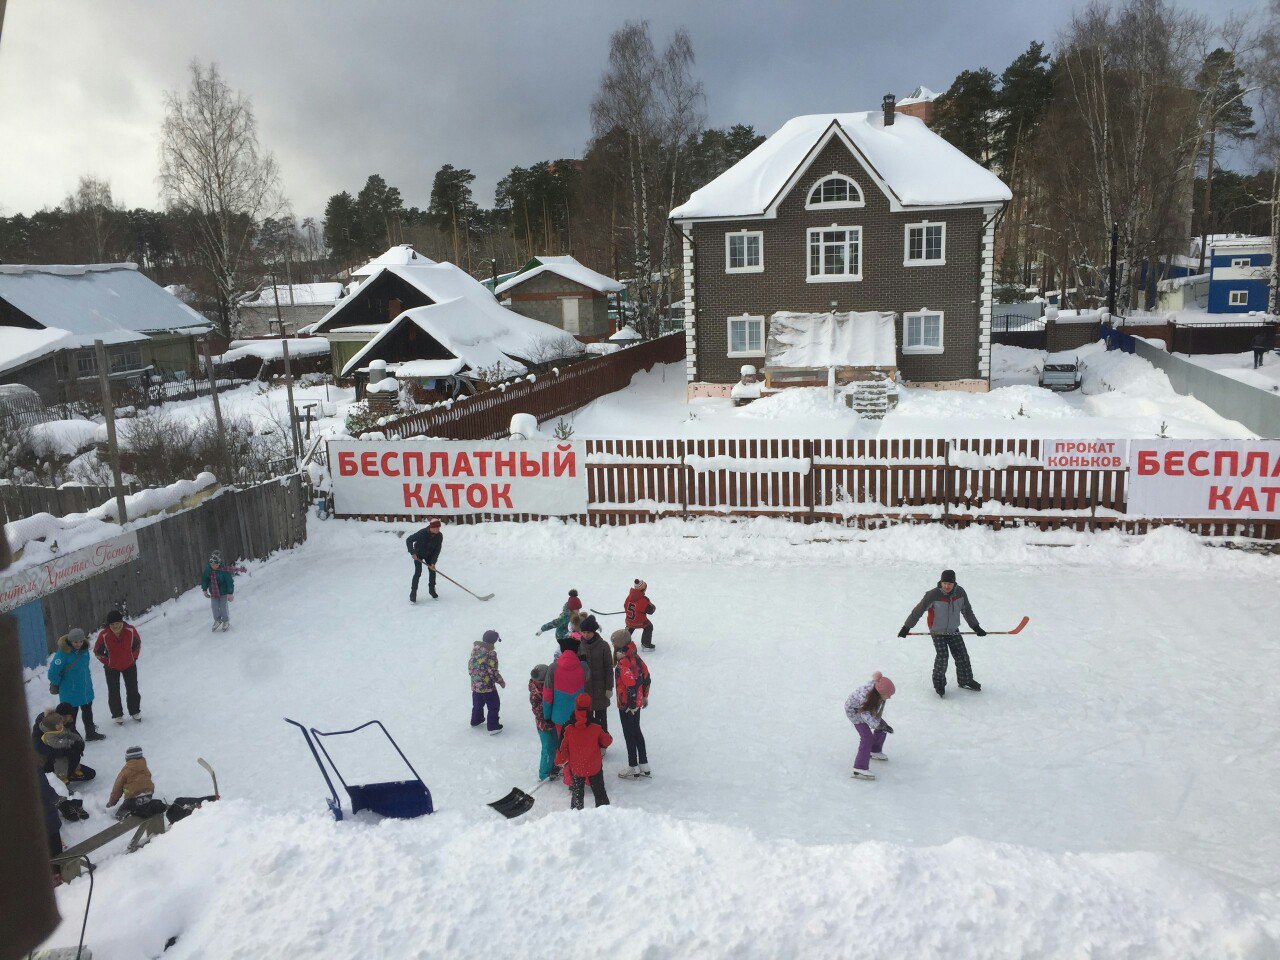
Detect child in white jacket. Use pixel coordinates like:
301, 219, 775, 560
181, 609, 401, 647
844, 672, 895, 781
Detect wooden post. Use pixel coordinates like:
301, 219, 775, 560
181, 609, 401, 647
282, 339, 302, 466
203, 337, 229, 479
93, 339, 129, 525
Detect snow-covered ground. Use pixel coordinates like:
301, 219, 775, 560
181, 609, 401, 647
30, 518, 1280, 958
1182, 350, 1280, 394
557, 344, 1255, 440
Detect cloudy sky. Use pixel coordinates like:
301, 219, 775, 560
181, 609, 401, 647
0, 0, 1258, 218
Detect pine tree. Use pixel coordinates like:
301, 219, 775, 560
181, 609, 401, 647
323, 191, 359, 265
994, 42, 1055, 178
1195, 48, 1255, 269
932, 68, 999, 167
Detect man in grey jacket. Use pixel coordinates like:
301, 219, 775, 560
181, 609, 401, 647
898, 569, 986, 697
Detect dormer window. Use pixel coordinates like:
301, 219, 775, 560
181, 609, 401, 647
805, 173, 864, 210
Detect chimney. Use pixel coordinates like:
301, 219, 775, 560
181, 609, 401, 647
882, 94, 896, 126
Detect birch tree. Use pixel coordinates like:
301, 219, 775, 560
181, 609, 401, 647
159, 61, 284, 338
1251, 1, 1280, 312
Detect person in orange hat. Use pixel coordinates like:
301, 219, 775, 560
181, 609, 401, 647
844, 672, 895, 781
555, 693, 613, 809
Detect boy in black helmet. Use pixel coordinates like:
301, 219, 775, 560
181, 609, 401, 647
899, 569, 985, 697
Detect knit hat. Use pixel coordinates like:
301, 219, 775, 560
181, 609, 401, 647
872, 671, 896, 699
531, 664, 548, 682
55, 702, 76, 717
66, 627, 86, 645
557, 636, 578, 653
209, 550, 222, 566
633, 578, 647, 591
105, 609, 123, 625
482, 629, 501, 645
125, 745, 144, 761
579, 615, 599, 634
940, 569, 956, 584
575, 692, 592, 710
428, 518, 442, 529
610, 629, 631, 650
566, 589, 582, 612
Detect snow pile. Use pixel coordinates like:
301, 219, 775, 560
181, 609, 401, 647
220, 337, 330, 362
25, 419, 99, 458
40, 803, 1278, 960
950, 448, 1040, 470
365, 377, 399, 394
609, 324, 642, 342
1050, 308, 1105, 325
767, 310, 896, 368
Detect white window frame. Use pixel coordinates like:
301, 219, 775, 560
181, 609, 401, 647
806, 226, 863, 283
724, 230, 764, 274
904, 221, 947, 266
1228, 289, 1248, 306
903, 309, 945, 355
726, 313, 766, 358
1231, 257, 1251, 268
804, 173, 864, 210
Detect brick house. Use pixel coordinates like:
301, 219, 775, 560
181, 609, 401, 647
495, 255, 623, 340
670, 99, 1010, 396
895, 86, 939, 126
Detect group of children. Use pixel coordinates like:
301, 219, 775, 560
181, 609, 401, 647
466, 580, 656, 809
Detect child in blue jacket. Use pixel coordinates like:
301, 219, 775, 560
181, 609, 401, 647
201, 550, 246, 632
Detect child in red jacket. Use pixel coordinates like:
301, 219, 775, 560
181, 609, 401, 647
555, 693, 612, 809
624, 579, 656, 650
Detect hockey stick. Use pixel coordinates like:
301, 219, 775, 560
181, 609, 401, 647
197, 757, 220, 799
589, 609, 625, 616
906, 616, 1029, 637
434, 569, 495, 602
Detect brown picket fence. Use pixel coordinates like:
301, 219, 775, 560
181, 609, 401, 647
340, 436, 1280, 539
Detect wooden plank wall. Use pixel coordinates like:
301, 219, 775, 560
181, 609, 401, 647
32, 476, 307, 653
0, 483, 141, 527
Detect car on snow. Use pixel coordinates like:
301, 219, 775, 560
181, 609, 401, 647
1039, 351, 1082, 391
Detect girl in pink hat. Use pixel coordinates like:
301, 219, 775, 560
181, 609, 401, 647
844, 672, 895, 781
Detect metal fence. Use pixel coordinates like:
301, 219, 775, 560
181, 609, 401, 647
992, 302, 1045, 332
381, 334, 686, 440
1132, 339, 1280, 438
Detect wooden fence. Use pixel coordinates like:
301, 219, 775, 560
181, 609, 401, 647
380, 334, 686, 440
343, 437, 1277, 539
0, 483, 141, 527
22, 475, 308, 654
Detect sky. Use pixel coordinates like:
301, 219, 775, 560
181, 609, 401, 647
0, 0, 1261, 220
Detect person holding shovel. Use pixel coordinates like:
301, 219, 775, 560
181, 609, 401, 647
898, 569, 985, 697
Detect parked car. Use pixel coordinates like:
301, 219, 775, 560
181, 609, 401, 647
1039, 351, 1082, 391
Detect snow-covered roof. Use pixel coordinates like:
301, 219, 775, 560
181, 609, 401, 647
766, 311, 897, 368
608, 324, 642, 342
0, 264, 212, 347
897, 86, 939, 106
242, 282, 346, 307
392, 359, 467, 378
315, 260, 510, 334
220, 338, 331, 363
0, 325, 79, 374
1209, 235, 1271, 252
352, 245, 435, 277
496, 256, 624, 297
670, 112, 1011, 219
339, 295, 583, 379
1157, 273, 1209, 293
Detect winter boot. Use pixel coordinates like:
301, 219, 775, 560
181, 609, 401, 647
409, 590, 417, 604
488, 724, 504, 736
618, 767, 642, 780
429, 587, 439, 599
850, 769, 876, 781
959, 680, 982, 692
85, 729, 106, 742
639, 764, 651, 777
870, 752, 888, 761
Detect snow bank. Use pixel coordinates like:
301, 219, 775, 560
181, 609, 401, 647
43, 803, 1278, 959
25, 419, 99, 458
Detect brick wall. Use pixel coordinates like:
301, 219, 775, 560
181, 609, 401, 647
505, 272, 610, 337
684, 136, 989, 385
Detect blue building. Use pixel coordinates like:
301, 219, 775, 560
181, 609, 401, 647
1207, 237, 1272, 314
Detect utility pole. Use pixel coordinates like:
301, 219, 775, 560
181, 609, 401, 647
93, 340, 129, 525
1107, 221, 1119, 318
281, 338, 302, 466
202, 336, 229, 478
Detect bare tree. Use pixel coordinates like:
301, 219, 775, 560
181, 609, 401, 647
159, 61, 284, 339
1251, 1, 1280, 311
590, 22, 704, 338
64, 175, 120, 262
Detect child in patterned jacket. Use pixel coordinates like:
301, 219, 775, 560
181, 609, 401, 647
468, 630, 506, 734
529, 664, 559, 780
844, 672, 895, 781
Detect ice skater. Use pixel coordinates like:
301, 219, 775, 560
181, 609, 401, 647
47, 628, 103, 741
898, 569, 985, 697
612, 630, 651, 780
528, 665, 559, 781
405, 519, 443, 603
556, 693, 612, 809
577, 616, 613, 732
537, 589, 583, 640
94, 609, 143, 722
468, 630, 505, 734
201, 550, 246, 632
625, 579, 656, 650
844, 672, 895, 781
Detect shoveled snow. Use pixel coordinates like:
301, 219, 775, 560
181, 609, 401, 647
28, 518, 1280, 958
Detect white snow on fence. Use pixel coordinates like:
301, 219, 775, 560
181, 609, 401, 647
684, 454, 811, 474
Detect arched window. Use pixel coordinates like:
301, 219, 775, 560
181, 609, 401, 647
805, 173, 863, 209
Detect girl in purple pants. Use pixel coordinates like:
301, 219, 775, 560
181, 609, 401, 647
844, 672, 895, 781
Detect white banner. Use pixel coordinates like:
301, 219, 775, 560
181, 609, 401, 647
1127, 440, 1280, 519
329, 440, 589, 517
1039, 439, 1127, 470
0, 531, 141, 614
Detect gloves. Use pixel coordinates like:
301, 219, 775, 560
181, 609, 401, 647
897, 628, 909, 638
535, 630, 542, 637
973, 627, 987, 637
880, 721, 894, 735
48, 683, 59, 696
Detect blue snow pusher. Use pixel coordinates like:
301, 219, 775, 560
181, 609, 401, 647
285, 718, 433, 821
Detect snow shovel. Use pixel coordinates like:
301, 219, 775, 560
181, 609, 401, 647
488, 777, 551, 819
